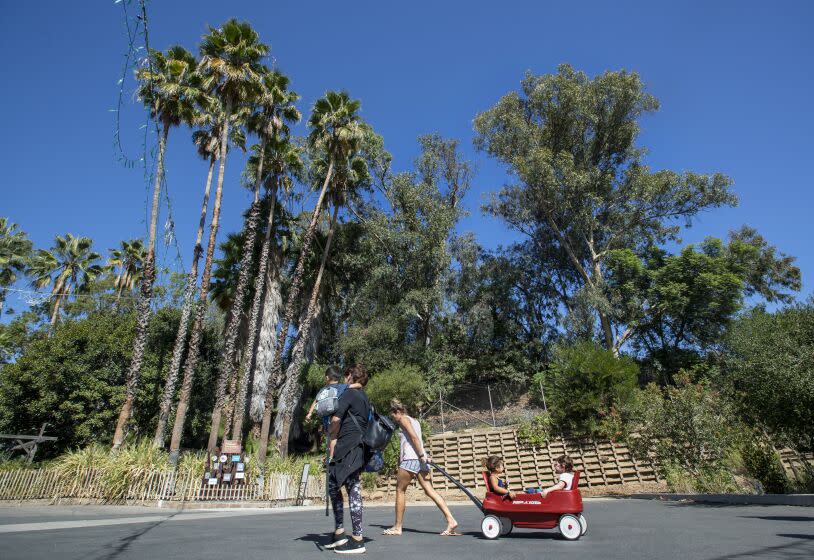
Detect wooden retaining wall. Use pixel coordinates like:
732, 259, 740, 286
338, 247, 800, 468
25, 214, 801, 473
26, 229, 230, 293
381, 427, 814, 493
379, 427, 660, 493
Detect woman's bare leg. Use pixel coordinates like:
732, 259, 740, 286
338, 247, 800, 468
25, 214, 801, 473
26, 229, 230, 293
383, 468, 413, 534
416, 470, 458, 532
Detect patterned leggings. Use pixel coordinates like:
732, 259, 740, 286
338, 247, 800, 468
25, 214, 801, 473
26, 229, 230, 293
328, 469, 363, 536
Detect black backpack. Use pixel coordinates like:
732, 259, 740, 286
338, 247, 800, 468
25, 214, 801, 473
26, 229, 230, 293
349, 404, 396, 451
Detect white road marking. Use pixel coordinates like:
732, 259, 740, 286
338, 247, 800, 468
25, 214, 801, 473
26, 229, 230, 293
0, 508, 316, 534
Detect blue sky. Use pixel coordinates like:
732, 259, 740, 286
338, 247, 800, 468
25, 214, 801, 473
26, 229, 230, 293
1, 0, 813, 315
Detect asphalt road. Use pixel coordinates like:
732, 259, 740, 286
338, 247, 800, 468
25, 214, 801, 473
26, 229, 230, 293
0, 499, 812, 560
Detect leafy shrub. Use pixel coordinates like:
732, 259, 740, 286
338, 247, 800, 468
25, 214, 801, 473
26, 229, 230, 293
517, 412, 554, 447
623, 373, 738, 491
365, 362, 428, 413
535, 341, 639, 434
737, 436, 790, 494
722, 303, 814, 452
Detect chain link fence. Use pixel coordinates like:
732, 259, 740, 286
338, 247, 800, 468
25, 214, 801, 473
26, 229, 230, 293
419, 381, 547, 433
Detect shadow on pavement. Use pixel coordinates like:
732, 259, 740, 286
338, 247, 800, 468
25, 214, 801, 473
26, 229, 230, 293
703, 534, 814, 560
369, 523, 446, 535
739, 515, 814, 522
472, 531, 559, 541
296, 532, 329, 550
90, 509, 182, 560
778, 533, 814, 540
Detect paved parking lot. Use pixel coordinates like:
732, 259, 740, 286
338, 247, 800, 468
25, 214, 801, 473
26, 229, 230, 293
0, 499, 812, 559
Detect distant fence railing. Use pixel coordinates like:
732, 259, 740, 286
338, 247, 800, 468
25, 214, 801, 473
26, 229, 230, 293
420, 381, 542, 432
0, 468, 325, 504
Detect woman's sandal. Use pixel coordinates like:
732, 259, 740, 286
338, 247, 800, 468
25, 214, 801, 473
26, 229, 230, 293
440, 527, 462, 536
382, 528, 402, 536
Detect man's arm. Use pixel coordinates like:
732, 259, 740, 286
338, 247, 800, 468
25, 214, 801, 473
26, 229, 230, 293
328, 416, 340, 459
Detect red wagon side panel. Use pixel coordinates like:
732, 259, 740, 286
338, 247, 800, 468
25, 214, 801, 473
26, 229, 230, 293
480, 470, 583, 528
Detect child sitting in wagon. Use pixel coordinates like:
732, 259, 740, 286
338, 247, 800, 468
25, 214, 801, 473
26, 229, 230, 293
482, 455, 516, 500
540, 454, 575, 497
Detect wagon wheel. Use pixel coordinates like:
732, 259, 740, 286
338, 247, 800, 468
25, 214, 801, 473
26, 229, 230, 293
499, 517, 513, 536
481, 515, 502, 540
578, 514, 587, 536
558, 514, 581, 541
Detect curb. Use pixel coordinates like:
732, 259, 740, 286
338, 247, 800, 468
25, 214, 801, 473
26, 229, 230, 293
624, 493, 814, 507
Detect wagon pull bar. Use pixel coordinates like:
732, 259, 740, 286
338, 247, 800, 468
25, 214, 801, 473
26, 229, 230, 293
427, 460, 484, 511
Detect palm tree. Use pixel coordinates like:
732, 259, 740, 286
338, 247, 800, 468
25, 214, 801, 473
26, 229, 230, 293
0, 218, 32, 315
209, 71, 301, 450
274, 204, 338, 456
112, 45, 200, 450
257, 91, 367, 463
29, 234, 105, 329
152, 103, 247, 448
229, 136, 304, 443
108, 239, 146, 305
168, 19, 268, 462
274, 151, 371, 455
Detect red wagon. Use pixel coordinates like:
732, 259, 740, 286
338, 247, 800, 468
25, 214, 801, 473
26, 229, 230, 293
429, 461, 588, 540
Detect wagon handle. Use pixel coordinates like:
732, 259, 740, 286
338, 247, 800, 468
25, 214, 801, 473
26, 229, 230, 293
426, 460, 484, 512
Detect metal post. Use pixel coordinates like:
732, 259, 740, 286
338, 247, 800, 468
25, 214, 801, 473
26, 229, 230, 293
487, 384, 497, 427
539, 380, 548, 413
439, 390, 446, 432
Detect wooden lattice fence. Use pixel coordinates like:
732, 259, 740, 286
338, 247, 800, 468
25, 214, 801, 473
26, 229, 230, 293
0, 468, 324, 504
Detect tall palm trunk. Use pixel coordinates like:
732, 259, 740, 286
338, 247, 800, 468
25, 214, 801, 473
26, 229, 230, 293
249, 247, 282, 438
153, 155, 216, 447
229, 177, 279, 442
168, 108, 231, 464
276, 205, 337, 457
48, 273, 67, 332
112, 121, 169, 450
208, 140, 267, 451
258, 160, 334, 464
275, 300, 323, 457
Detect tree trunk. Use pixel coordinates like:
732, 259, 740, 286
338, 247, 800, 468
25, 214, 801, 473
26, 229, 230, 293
112, 121, 169, 451
249, 245, 282, 433
259, 161, 334, 464
153, 155, 216, 447
48, 274, 66, 331
275, 300, 323, 458
168, 108, 230, 464
208, 200, 262, 451
209, 140, 267, 449
275, 205, 337, 458
229, 177, 279, 443
591, 259, 616, 354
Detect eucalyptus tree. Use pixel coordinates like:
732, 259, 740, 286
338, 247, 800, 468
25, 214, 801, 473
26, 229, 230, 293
152, 103, 246, 448
29, 234, 105, 329
112, 45, 200, 450
474, 65, 737, 354
0, 218, 32, 315
168, 19, 268, 461
229, 135, 304, 443
209, 70, 300, 450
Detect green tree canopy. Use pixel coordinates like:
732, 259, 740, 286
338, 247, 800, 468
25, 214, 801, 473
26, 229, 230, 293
721, 302, 814, 452
474, 65, 737, 353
